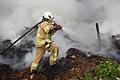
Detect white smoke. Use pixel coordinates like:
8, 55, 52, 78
0, 0, 120, 69
101, 0, 120, 34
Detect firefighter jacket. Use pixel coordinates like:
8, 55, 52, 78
35, 21, 57, 47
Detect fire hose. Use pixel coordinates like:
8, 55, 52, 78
0, 22, 40, 55
0, 22, 101, 56
0, 21, 63, 55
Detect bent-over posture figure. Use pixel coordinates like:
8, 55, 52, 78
30, 11, 62, 78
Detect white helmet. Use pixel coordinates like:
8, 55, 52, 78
43, 11, 54, 21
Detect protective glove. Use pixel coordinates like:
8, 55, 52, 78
52, 21, 63, 30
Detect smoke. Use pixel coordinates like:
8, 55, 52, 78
0, 0, 120, 69
101, 0, 120, 35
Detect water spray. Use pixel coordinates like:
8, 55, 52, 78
61, 27, 80, 43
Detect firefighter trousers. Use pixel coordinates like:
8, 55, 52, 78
31, 42, 58, 72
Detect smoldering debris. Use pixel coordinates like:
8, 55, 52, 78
0, 0, 120, 79
0, 0, 120, 68
0, 39, 35, 69
0, 34, 120, 79
112, 34, 120, 53
0, 48, 116, 80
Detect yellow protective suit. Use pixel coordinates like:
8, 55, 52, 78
31, 21, 59, 72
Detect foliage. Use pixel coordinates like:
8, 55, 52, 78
85, 72, 94, 80
96, 60, 120, 80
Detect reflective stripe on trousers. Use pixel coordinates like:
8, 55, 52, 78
31, 63, 39, 71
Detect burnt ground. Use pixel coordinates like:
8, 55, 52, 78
0, 48, 113, 80
0, 34, 120, 80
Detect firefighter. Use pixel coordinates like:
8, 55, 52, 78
30, 11, 62, 78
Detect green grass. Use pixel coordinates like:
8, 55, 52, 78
96, 60, 119, 80
84, 60, 120, 80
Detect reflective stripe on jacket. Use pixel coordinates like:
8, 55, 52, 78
35, 21, 56, 47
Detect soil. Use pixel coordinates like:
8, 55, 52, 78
0, 48, 112, 80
